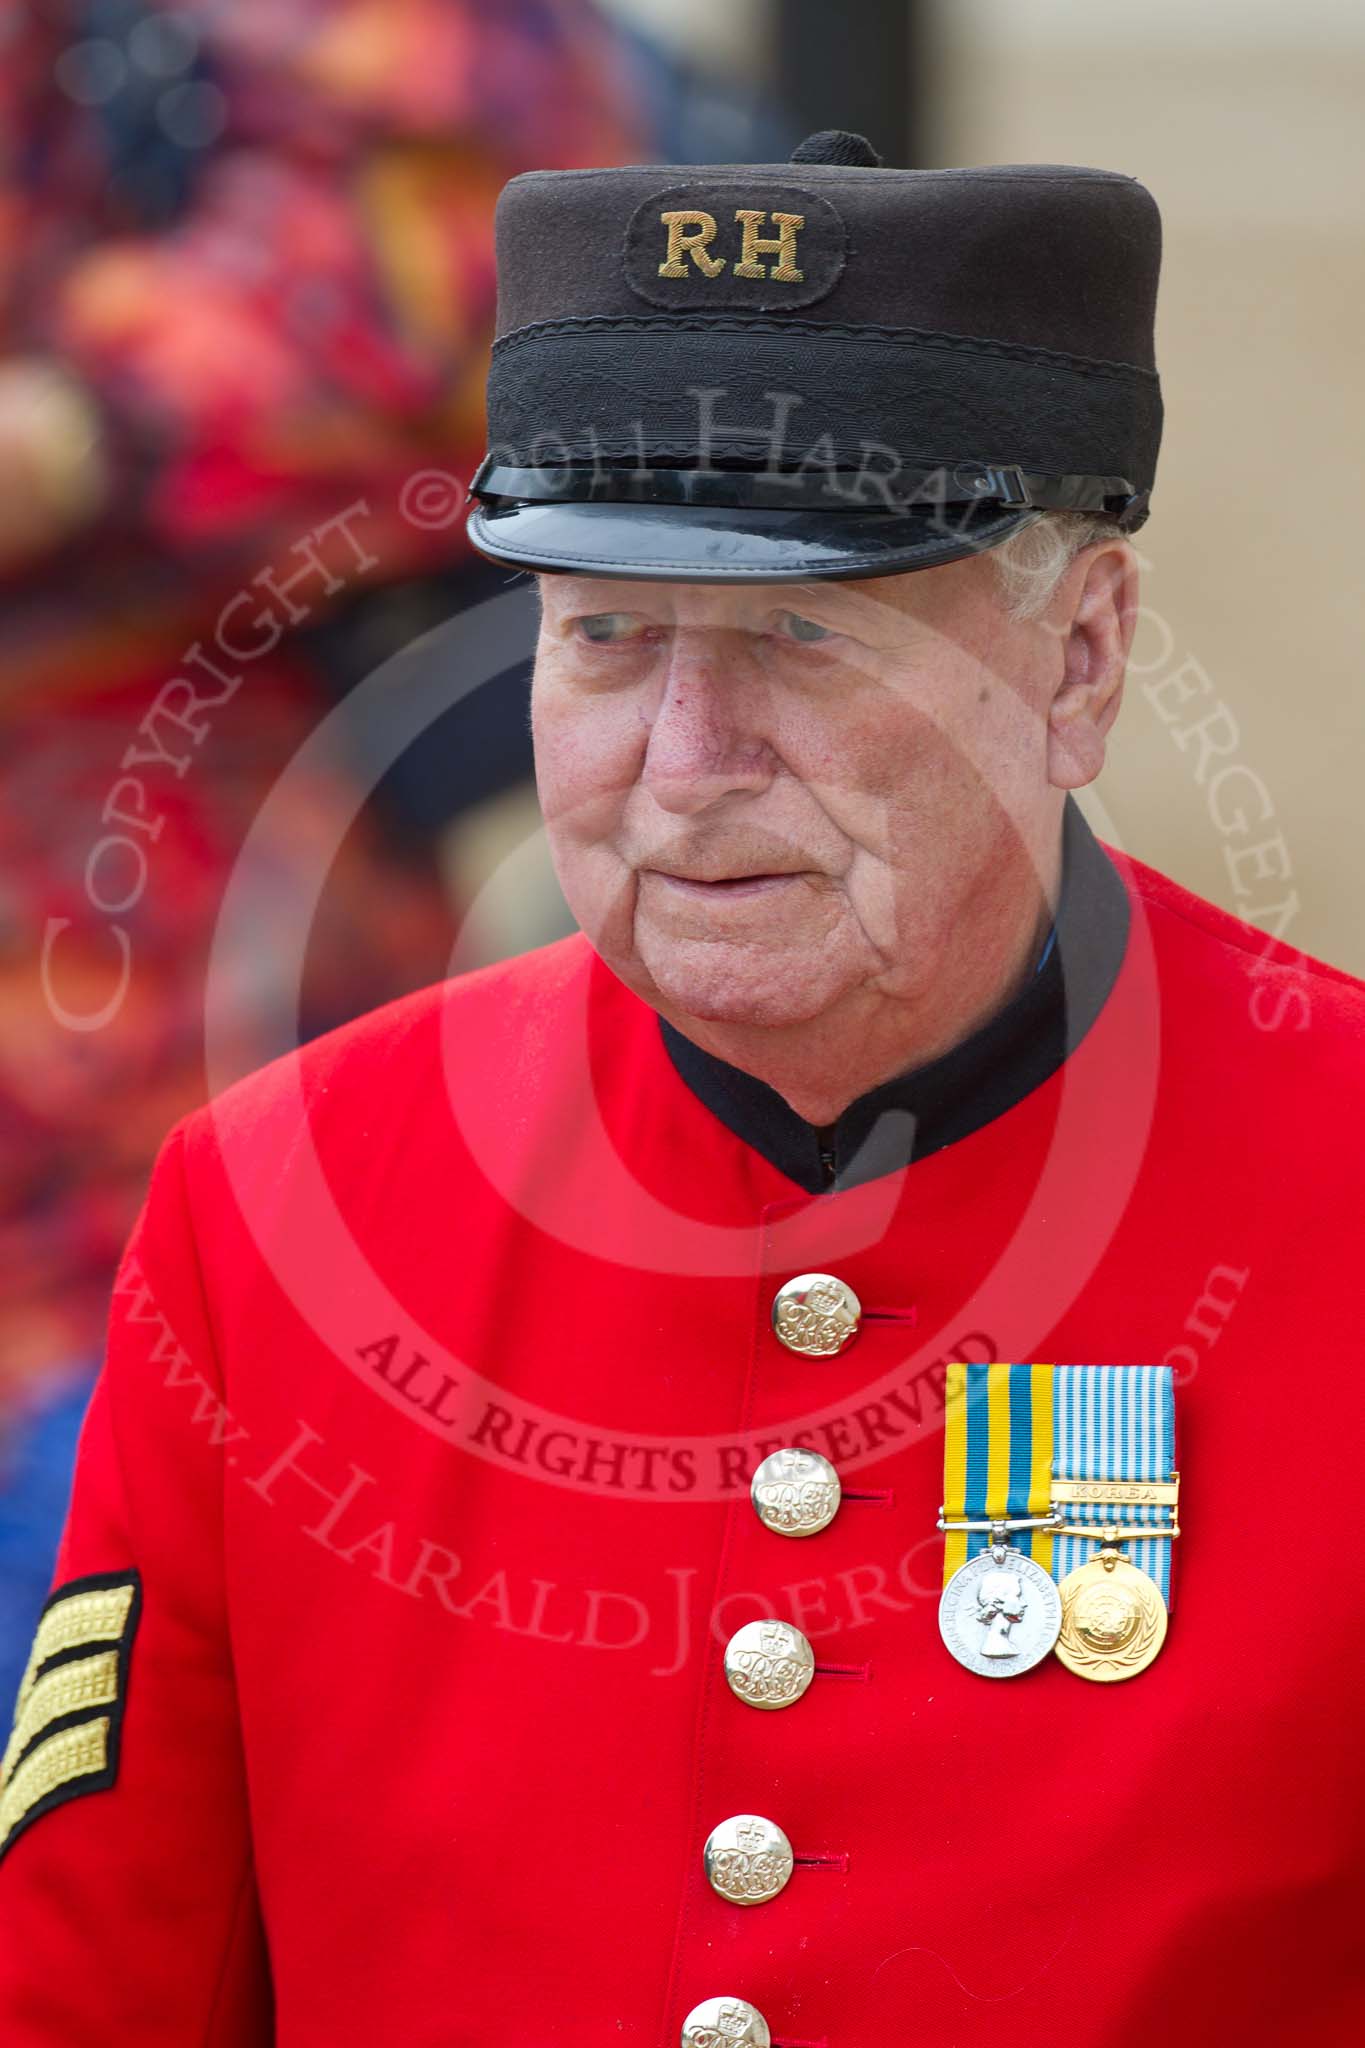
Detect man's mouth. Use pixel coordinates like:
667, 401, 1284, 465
647, 870, 806, 899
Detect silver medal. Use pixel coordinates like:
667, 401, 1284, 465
938, 1540, 1062, 1678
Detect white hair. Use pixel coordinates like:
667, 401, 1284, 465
990, 509, 1129, 622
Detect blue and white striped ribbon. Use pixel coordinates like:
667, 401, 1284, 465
1052, 1364, 1176, 1601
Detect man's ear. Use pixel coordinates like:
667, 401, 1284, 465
1045, 540, 1139, 790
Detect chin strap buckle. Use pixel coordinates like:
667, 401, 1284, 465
962, 464, 1031, 506
1115, 488, 1151, 531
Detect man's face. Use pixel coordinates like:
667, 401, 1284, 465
530, 552, 1086, 1034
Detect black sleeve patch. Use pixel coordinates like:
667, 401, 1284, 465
0, 1569, 142, 1862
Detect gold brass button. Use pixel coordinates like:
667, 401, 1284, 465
723, 1619, 815, 1710
771, 1273, 861, 1356
750, 1446, 841, 1537
703, 1813, 794, 1905
680, 1996, 771, 2047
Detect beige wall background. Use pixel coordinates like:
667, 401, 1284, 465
927, 0, 1365, 973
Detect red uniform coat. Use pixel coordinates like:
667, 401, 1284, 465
2, 836, 1363, 2046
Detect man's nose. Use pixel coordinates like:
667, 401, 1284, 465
639, 636, 775, 815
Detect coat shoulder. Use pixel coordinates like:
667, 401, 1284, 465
183, 932, 600, 1161
1106, 838, 1365, 1081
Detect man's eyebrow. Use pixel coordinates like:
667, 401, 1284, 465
780, 584, 900, 634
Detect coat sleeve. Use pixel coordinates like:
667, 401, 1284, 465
0, 1119, 272, 2043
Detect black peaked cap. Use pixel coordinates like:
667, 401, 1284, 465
467, 132, 1163, 582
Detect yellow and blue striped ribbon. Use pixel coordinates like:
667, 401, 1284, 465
942, 1362, 1055, 1583
943, 1363, 1175, 1602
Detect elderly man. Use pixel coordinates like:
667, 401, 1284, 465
2, 135, 1363, 2048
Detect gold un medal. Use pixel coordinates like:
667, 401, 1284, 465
1054, 1544, 1168, 1681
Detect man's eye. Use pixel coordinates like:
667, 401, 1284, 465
774, 610, 834, 644
576, 613, 643, 644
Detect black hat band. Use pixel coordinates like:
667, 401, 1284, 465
483, 317, 1160, 532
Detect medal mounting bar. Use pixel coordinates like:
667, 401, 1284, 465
1050, 1520, 1180, 1541
936, 1511, 1059, 1534
939, 1466, 1181, 1545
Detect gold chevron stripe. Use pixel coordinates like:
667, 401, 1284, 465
0, 1718, 110, 1854
2, 1651, 120, 1785
16, 1583, 136, 1714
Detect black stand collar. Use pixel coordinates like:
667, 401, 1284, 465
660, 796, 1130, 1194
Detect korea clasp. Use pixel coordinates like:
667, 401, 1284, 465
1051, 1468, 1181, 1534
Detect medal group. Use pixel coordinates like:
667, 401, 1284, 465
938, 1361, 1179, 1682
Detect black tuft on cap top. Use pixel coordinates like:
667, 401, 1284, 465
790, 129, 884, 168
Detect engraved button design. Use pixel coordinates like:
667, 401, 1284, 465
680, 1994, 772, 2047
771, 1273, 861, 1356
703, 1813, 794, 1905
750, 1446, 841, 1537
723, 1619, 816, 1710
